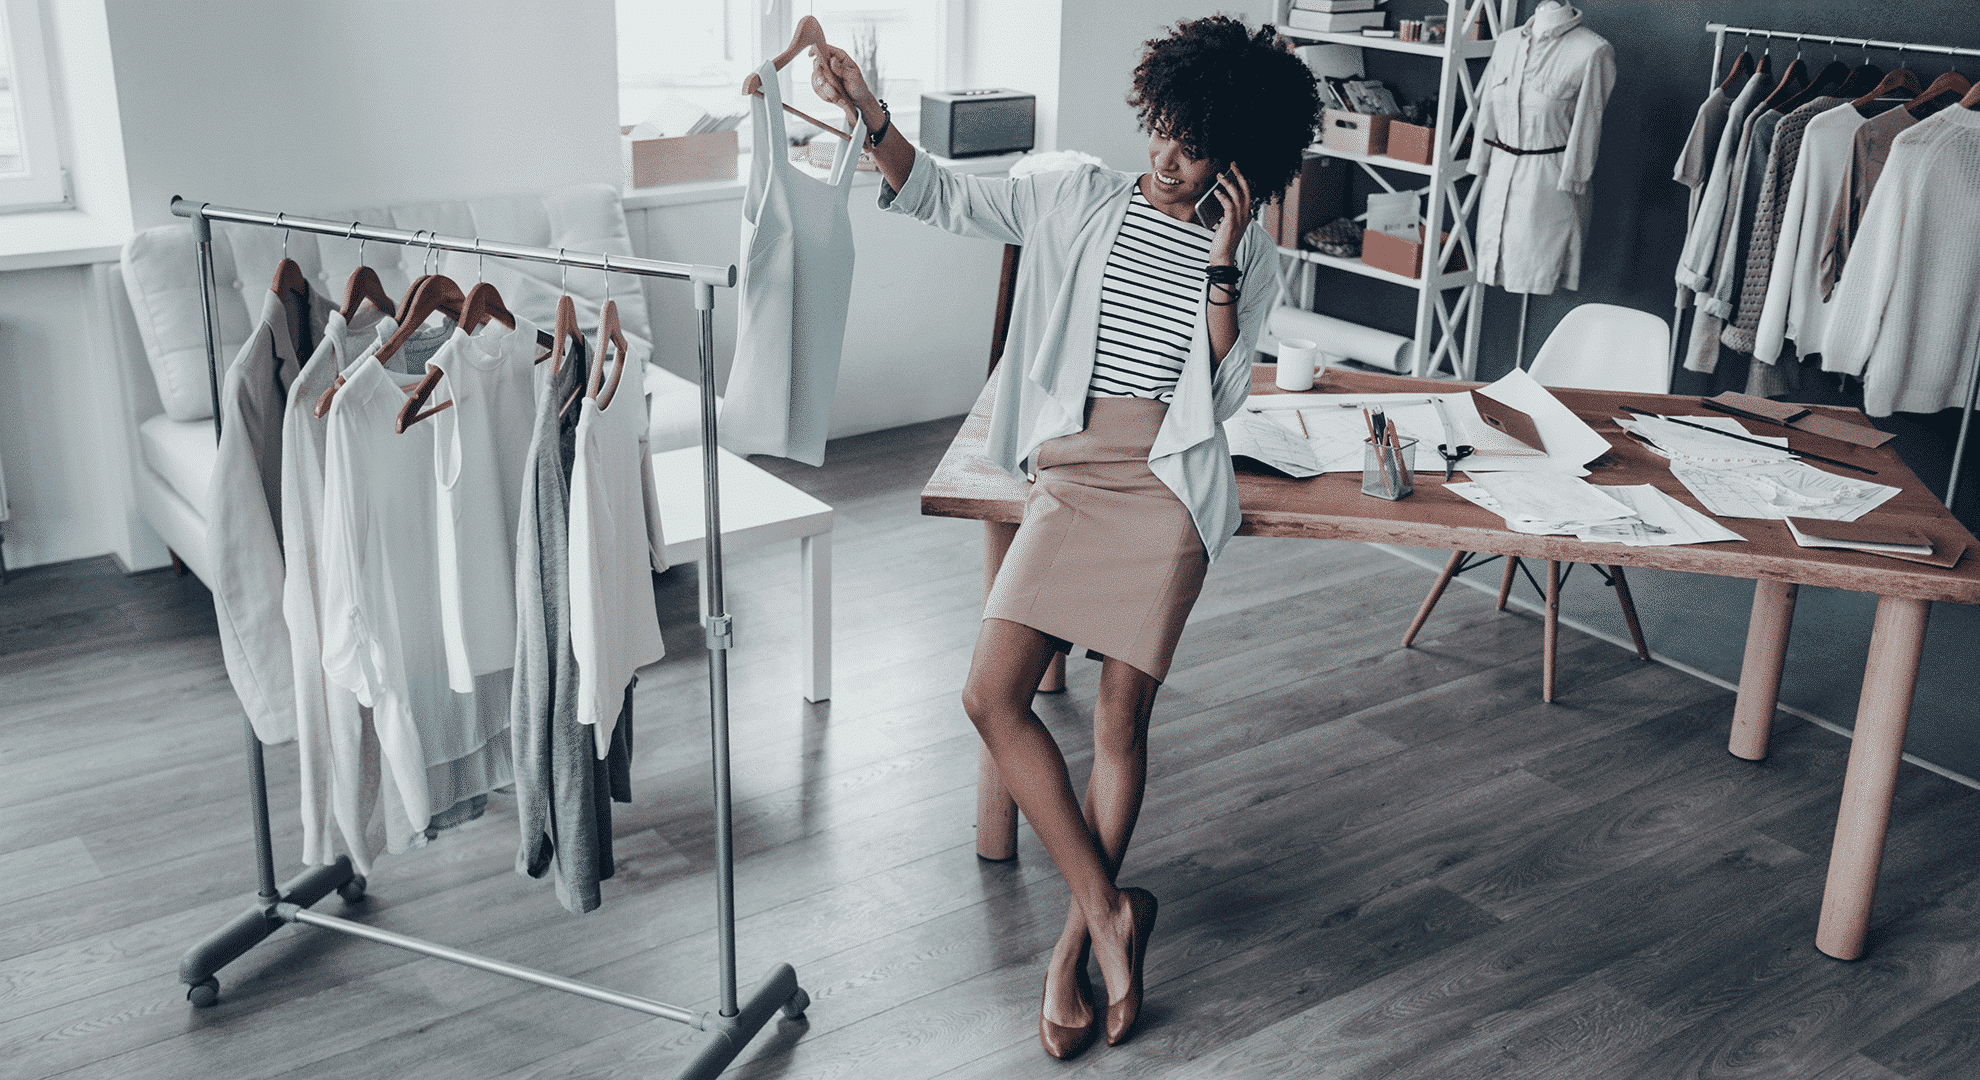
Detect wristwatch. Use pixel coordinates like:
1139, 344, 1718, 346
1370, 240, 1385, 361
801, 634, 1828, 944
866, 99, 891, 148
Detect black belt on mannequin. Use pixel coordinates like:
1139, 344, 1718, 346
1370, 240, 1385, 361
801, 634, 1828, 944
1484, 138, 1567, 156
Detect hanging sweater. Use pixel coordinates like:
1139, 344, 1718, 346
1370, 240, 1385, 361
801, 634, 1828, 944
1824, 108, 1980, 417
1819, 104, 1924, 299
1721, 96, 1846, 357
1752, 103, 1873, 364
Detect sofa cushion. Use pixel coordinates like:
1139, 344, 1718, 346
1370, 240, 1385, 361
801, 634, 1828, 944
121, 184, 656, 422
139, 413, 219, 514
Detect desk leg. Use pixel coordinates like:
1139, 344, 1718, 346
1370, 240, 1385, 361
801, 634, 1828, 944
801, 533, 831, 703
1542, 561, 1561, 703
1402, 551, 1466, 647
1730, 580, 1798, 761
1816, 595, 1931, 961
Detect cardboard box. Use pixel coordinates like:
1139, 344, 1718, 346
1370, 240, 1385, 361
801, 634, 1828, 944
1361, 225, 1463, 279
622, 129, 738, 188
1259, 157, 1349, 249
1387, 121, 1434, 166
1320, 108, 1389, 156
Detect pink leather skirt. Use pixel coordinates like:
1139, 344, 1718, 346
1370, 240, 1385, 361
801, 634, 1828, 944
982, 397, 1208, 682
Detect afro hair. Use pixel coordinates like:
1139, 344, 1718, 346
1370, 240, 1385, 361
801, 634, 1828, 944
1127, 15, 1322, 208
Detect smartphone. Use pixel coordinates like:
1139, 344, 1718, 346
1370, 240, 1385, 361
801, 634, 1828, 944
1194, 172, 1231, 232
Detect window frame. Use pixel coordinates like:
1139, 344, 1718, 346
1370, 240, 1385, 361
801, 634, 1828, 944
0, 0, 71, 213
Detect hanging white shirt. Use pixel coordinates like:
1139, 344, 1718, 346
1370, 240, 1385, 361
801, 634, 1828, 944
1752, 102, 1869, 365
282, 302, 401, 874
569, 353, 665, 759
429, 316, 546, 691
208, 285, 328, 746
319, 323, 515, 847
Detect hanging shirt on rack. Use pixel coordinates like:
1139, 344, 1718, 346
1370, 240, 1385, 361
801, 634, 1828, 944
1722, 95, 1847, 363
721, 58, 865, 465
1825, 107, 1980, 417
1685, 92, 1788, 375
1676, 64, 1772, 296
1819, 103, 1925, 299
208, 283, 328, 746
429, 316, 546, 691
284, 301, 399, 874
320, 320, 514, 851
510, 335, 634, 914
1466, 3, 1614, 296
569, 343, 666, 759
1753, 101, 1878, 365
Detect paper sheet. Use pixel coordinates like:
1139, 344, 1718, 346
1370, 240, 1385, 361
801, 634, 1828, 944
1618, 413, 1793, 466
1668, 460, 1900, 522
1465, 473, 1636, 524
1446, 482, 1744, 547
1465, 368, 1613, 472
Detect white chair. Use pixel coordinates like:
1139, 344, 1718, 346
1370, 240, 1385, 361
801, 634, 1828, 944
1402, 303, 1671, 702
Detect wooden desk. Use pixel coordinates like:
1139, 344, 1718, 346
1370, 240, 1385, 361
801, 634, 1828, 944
921, 367, 1980, 960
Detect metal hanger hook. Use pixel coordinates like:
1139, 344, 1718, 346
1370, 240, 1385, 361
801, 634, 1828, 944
601, 251, 612, 304
474, 237, 484, 282
348, 221, 365, 267
425, 231, 439, 275
558, 247, 568, 295
1794, 33, 1804, 61
277, 212, 289, 260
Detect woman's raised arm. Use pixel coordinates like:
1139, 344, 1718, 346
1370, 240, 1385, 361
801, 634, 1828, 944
809, 45, 915, 194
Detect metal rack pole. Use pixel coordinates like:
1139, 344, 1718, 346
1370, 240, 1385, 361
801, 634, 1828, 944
166, 198, 805, 1076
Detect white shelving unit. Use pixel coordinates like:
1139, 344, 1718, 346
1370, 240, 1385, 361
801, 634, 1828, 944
1275, 0, 1519, 379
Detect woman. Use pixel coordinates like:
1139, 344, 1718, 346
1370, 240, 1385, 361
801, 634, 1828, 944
813, 15, 1319, 1059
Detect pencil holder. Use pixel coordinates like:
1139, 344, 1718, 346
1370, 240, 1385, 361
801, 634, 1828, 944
1361, 436, 1416, 500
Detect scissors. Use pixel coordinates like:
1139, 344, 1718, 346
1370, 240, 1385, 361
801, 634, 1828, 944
1435, 443, 1474, 481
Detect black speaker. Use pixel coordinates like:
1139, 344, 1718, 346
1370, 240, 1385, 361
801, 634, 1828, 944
919, 89, 1035, 158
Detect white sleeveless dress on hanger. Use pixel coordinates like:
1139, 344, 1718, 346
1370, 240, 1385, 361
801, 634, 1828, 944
721, 59, 865, 467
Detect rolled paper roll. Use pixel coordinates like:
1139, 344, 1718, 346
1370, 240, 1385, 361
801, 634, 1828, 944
1265, 305, 1413, 372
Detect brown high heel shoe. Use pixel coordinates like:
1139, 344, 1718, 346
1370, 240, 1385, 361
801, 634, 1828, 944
1104, 887, 1159, 1046
1039, 962, 1100, 1060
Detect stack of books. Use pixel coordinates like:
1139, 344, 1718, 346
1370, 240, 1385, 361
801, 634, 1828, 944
1285, 0, 1387, 34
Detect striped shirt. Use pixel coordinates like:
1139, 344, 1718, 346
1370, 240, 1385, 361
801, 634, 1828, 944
1089, 190, 1212, 401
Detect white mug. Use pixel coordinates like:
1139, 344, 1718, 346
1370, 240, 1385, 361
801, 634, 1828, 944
1277, 338, 1319, 391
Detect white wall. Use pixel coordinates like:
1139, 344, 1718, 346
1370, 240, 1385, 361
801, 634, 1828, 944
103, 0, 622, 228
1054, 1, 1269, 170
965, 0, 1063, 153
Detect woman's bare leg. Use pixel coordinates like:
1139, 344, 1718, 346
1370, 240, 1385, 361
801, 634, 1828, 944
1045, 656, 1159, 1016
962, 619, 1139, 1026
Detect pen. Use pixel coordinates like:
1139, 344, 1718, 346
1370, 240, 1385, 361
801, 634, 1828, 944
1616, 405, 1877, 475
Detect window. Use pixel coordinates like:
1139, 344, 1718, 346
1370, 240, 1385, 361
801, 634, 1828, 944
616, 0, 959, 144
0, 0, 68, 212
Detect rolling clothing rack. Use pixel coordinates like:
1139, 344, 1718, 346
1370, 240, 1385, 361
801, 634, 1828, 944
1680, 23, 1980, 511
169, 197, 809, 1080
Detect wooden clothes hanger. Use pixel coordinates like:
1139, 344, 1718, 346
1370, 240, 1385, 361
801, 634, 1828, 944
1758, 55, 1810, 113
741, 15, 854, 142
1718, 48, 1757, 93
1853, 52, 1923, 112
397, 244, 560, 432
1834, 61, 1884, 101
1906, 70, 1971, 119
315, 235, 464, 418
585, 297, 631, 411
1963, 79, 1980, 109
1778, 54, 1849, 114
340, 224, 396, 322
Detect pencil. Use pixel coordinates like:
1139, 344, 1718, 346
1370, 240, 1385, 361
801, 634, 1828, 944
1296, 410, 1309, 437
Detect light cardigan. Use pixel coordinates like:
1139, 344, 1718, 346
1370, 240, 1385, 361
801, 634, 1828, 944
880, 155, 1278, 562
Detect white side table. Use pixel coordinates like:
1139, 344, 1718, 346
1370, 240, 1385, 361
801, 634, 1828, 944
649, 446, 833, 702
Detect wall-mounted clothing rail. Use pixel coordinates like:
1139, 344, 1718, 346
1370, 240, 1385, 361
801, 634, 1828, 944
1679, 26, 1980, 512
169, 197, 807, 1080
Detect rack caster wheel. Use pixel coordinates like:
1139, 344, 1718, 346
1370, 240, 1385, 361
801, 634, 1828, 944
186, 978, 220, 1008
781, 988, 809, 1020
337, 875, 367, 903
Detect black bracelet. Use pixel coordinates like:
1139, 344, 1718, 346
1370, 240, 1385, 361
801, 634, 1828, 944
866, 99, 891, 148
1207, 284, 1240, 307
1204, 264, 1242, 285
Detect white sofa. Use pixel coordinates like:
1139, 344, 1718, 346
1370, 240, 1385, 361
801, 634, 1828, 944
119, 184, 708, 583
